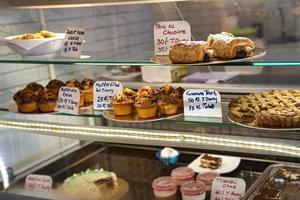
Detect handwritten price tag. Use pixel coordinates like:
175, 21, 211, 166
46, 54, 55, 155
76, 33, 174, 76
154, 21, 191, 55
61, 27, 85, 58
55, 87, 80, 115
210, 177, 246, 200
183, 89, 222, 117
93, 81, 123, 110
25, 174, 52, 192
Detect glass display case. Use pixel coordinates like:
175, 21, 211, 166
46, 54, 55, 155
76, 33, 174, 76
0, 0, 299, 199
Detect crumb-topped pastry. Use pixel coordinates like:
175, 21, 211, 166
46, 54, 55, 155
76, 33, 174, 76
81, 79, 95, 104
169, 41, 210, 63
66, 79, 84, 107
123, 88, 136, 101
170, 87, 185, 109
112, 95, 134, 116
207, 32, 254, 59
137, 86, 159, 101
62, 169, 118, 200
37, 89, 57, 113
228, 90, 300, 128
159, 84, 174, 99
46, 79, 65, 95
14, 88, 38, 113
25, 82, 44, 96
135, 96, 157, 119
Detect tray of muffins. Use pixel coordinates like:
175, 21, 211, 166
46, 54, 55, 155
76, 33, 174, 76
12, 78, 95, 114
103, 85, 184, 122
151, 32, 266, 66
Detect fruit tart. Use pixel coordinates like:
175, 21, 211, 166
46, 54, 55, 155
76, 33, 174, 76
14, 88, 38, 113
112, 94, 134, 116
81, 79, 95, 104
46, 79, 65, 95
66, 79, 84, 107
37, 89, 57, 113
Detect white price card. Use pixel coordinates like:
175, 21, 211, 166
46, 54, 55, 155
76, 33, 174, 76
61, 27, 85, 58
154, 21, 191, 55
93, 81, 123, 110
183, 89, 222, 117
55, 87, 80, 115
210, 177, 246, 200
25, 174, 53, 192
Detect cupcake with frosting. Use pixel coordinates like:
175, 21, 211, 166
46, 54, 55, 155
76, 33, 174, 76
112, 94, 134, 116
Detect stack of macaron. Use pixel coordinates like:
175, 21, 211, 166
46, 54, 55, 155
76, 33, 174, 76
152, 166, 219, 200
13, 78, 95, 113
111, 85, 185, 119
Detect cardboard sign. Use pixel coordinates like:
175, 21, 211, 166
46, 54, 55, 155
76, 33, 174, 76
183, 89, 222, 117
154, 21, 191, 55
55, 87, 80, 115
211, 177, 246, 200
93, 81, 123, 110
25, 174, 52, 192
61, 27, 85, 58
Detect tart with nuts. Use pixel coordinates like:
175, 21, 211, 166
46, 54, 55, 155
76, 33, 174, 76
228, 90, 300, 128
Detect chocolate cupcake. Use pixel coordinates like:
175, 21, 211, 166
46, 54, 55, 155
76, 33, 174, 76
14, 88, 38, 113
81, 79, 95, 104
25, 82, 44, 96
46, 79, 65, 95
37, 89, 57, 113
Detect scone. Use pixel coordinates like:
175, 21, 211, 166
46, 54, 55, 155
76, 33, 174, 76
25, 82, 44, 96
169, 41, 210, 63
37, 89, 57, 113
81, 79, 95, 104
112, 95, 134, 116
13, 88, 38, 113
170, 87, 185, 109
66, 79, 84, 107
46, 79, 65, 95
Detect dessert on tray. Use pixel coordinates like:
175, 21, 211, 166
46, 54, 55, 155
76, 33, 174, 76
200, 154, 222, 169
228, 90, 300, 128
167, 32, 256, 64
14, 88, 39, 113
81, 79, 95, 104
158, 85, 178, 115
46, 79, 65, 95
37, 89, 58, 113
112, 95, 134, 116
62, 168, 118, 200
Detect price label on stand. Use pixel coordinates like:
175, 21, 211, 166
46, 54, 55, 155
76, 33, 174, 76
25, 174, 53, 192
93, 81, 123, 110
183, 89, 222, 117
210, 177, 246, 200
55, 87, 80, 115
154, 21, 191, 55
61, 27, 85, 58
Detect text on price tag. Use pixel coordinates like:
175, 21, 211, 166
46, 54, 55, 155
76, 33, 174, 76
93, 81, 123, 110
25, 174, 53, 192
154, 21, 191, 55
183, 89, 222, 117
210, 177, 246, 200
55, 87, 80, 115
61, 27, 85, 58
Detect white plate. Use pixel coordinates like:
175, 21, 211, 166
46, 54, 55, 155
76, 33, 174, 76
188, 154, 241, 174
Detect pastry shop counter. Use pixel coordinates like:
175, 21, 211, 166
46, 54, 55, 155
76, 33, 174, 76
3, 143, 287, 200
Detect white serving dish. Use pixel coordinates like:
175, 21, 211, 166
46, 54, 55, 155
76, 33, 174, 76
1, 33, 65, 59
188, 154, 241, 174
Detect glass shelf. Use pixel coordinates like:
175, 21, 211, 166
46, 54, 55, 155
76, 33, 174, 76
0, 47, 299, 66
